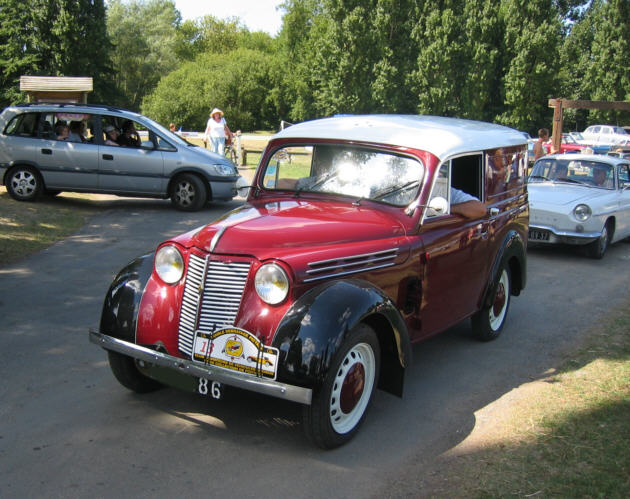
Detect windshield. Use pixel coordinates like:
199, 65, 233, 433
260, 144, 424, 206
139, 115, 191, 146
529, 158, 615, 189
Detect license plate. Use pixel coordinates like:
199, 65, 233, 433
529, 229, 550, 241
197, 379, 223, 399
193, 327, 279, 379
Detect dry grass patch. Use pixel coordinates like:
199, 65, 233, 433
430, 307, 630, 498
0, 186, 102, 267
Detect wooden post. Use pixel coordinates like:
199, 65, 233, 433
235, 130, 242, 166
550, 99, 563, 153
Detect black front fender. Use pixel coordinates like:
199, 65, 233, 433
272, 279, 411, 396
99, 253, 153, 342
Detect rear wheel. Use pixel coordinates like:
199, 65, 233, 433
302, 324, 380, 449
587, 221, 611, 259
472, 265, 511, 341
170, 173, 207, 211
6, 165, 43, 201
107, 351, 163, 393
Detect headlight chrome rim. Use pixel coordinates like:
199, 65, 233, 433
255, 263, 289, 305
155, 245, 185, 284
573, 204, 592, 222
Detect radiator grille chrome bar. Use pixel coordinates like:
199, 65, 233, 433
178, 255, 251, 356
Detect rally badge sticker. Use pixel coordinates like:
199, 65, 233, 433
193, 327, 279, 379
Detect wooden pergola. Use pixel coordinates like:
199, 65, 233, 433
20, 75, 93, 103
548, 98, 630, 151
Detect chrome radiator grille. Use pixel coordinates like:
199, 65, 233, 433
178, 254, 251, 356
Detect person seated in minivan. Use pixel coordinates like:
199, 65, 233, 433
55, 123, 69, 140
104, 125, 120, 146
117, 120, 142, 147
68, 121, 87, 143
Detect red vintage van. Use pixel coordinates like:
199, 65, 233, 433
90, 115, 528, 448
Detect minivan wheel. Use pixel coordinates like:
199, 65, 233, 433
6, 165, 43, 201
472, 265, 511, 341
170, 173, 207, 211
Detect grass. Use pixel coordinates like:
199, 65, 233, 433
431, 304, 630, 497
0, 186, 102, 267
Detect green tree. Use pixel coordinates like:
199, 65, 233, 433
498, 0, 563, 131
142, 48, 283, 131
583, 0, 630, 124
106, 0, 181, 110
0, 0, 112, 106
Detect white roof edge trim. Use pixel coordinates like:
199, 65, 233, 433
274, 115, 527, 161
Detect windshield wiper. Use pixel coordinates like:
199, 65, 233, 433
372, 180, 420, 200
294, 170, 338, 197
529, 175, 550, 181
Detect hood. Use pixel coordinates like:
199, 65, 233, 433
171, 199, 407, 261
528, 182, 610, 207
186, 144, 233, 166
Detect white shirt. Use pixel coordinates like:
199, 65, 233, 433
206, 117, 226, 139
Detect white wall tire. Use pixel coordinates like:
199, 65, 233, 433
302, 324, 380, 449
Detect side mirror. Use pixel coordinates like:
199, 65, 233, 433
427, 196, 448, 215
236, 176, 251, 198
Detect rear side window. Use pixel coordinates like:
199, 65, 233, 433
4, 112, 39, 137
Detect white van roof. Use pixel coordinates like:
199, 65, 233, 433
274, 115, 526, 161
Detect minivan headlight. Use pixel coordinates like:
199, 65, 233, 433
573, 204, 592, 222
214, 164, 234, 176
155, 245, 184, 284
255, 263, 289, 305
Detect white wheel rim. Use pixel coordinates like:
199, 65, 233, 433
11, 170, 36, 197
329, 342, 376, 434
489, 269, 509, 330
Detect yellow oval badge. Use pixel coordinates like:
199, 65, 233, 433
225, 337, 243, 357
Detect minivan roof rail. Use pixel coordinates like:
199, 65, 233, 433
15, 102, 135, 113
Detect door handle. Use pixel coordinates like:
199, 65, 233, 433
41, 149, 52, 155
102, 154, 114, 160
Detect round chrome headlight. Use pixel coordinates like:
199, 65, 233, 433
155, 245, 184, 284
573, 204, 592, 222
255, 263, 289, 305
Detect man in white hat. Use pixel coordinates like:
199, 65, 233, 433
204, 108, 232, 155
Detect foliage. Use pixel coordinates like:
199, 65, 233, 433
106, 0, 181, 110
141, 48, 284, 131
0, 0, 112, 106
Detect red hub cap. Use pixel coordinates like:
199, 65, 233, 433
493, 282, 506, 316
340, 363, 365, 414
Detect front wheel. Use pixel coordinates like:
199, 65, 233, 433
107, 351, 163, 393
302, 324, 380, 449
6, 165, 43, 201
170, 173, 207, 211
472, 265, 511, 341
586, 222, 611, 259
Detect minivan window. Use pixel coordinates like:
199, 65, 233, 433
5, 113, 39, 137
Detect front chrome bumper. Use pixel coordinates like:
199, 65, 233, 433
89, 330, 312, 405
528, 224, 601, 245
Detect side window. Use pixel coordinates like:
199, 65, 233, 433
618, 164, 630, 185
601, 127, 611, 135
116, 118, 148, 148
5, 113, 39, 137
40, 113, 56, 139
154, 134, 176, 151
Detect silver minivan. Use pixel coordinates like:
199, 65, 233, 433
0, 103, 243, 211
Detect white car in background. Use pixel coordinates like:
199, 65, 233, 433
581, 125, 630, 146
528, 154, 630, 259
